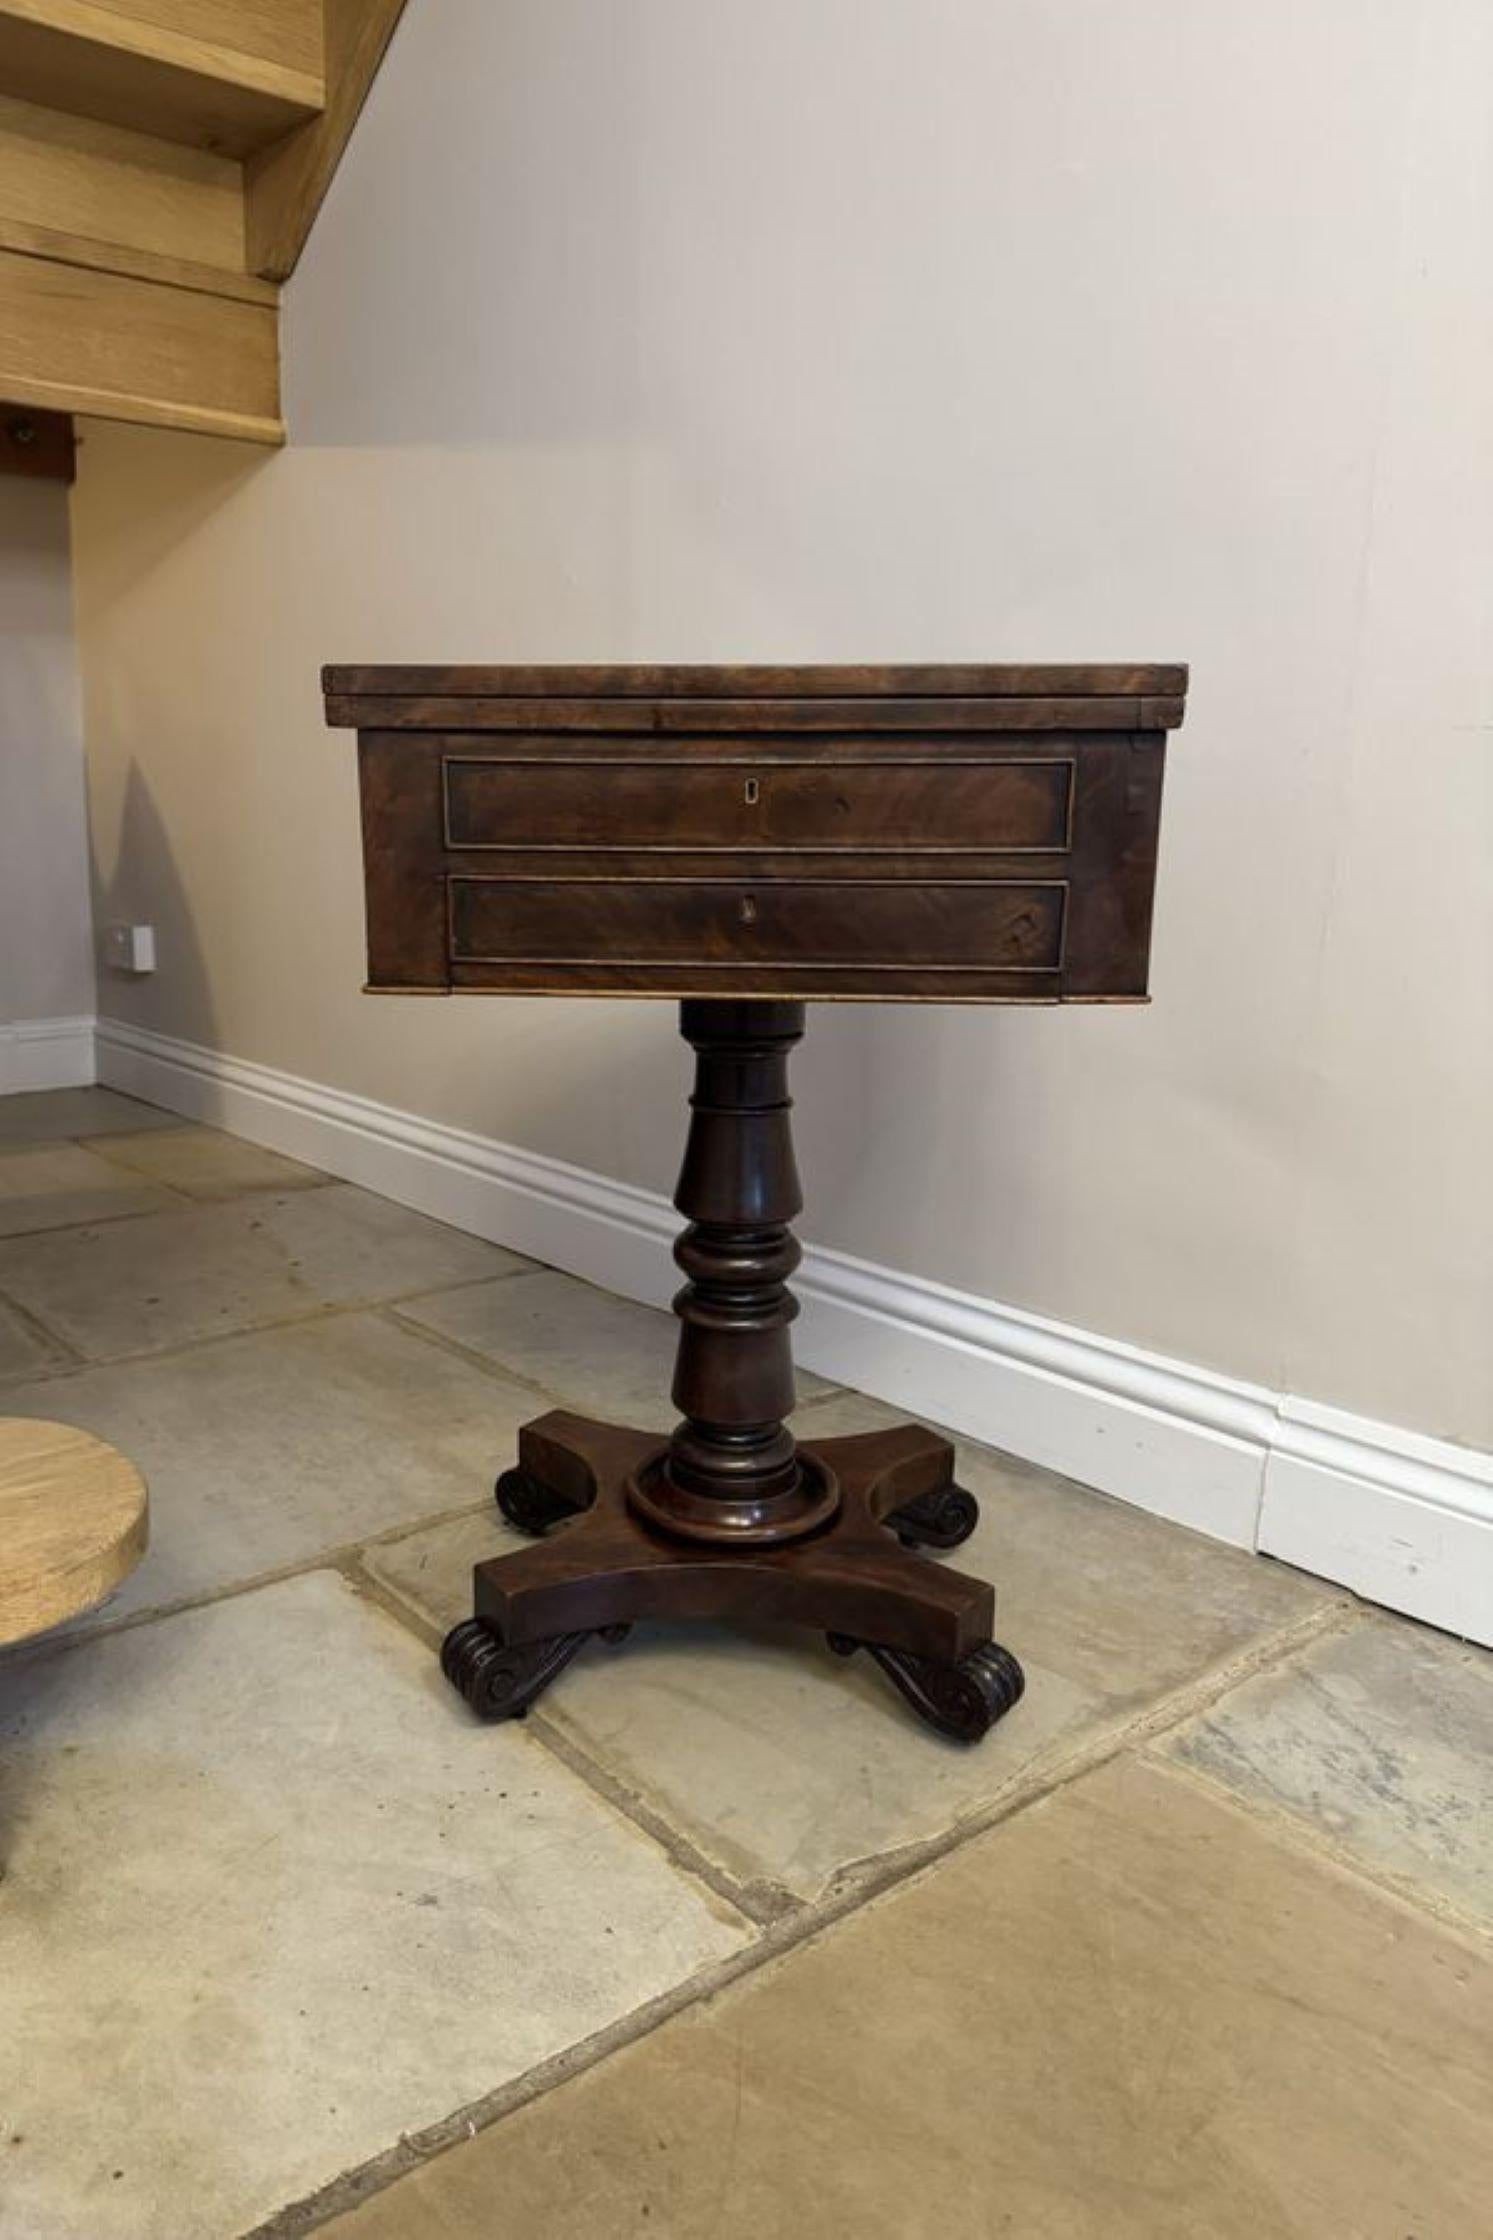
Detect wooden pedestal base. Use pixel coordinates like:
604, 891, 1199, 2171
441, 1002, 1025, 1744
442, 1410, 1024, 1744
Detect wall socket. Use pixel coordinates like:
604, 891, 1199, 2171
104, 923, 156, 974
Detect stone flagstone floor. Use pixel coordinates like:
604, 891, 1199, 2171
0, 1086, 1488, 2238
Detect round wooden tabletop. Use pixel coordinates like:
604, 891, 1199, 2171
0, 1418, 149, 1649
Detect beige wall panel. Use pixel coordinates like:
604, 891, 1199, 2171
69, 0, 1493, 1447
0, 93, 242, 268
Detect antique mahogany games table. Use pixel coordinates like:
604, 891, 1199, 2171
325, 663, 1187, 1742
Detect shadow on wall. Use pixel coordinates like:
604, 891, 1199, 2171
89, 763, 219, 1075
0, 478, 95, 1030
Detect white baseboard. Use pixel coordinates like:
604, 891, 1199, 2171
95, 1015, 1493, 1645
0, 1014, 96, 1095
1259, 1401, 1493, 1644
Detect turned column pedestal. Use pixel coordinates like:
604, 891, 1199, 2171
442, 1001, 1024, 1744
631, 1001, 837, 1544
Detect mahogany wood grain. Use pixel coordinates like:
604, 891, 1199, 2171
325, 661, 1186, 700
442, 754, 1072, 854
448, 877, 1066, 975
326, 692, 1184, 733
474, 1416, 996, 1663
333, 671, 1180, 1003
0, 397, 72, 476
329, 662, 1188, 1740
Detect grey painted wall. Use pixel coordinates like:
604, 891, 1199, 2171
1, 476, 94, 1031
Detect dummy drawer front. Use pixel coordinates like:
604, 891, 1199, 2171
447, 877, 1065, 973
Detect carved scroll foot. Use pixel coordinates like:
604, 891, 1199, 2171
827, 1633, 1024, 1743
884, 1481, 980, 1551
441, 1617, 630, 1721
495, 1467, 588, 1538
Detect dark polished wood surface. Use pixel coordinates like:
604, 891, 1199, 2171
326, 663, 1183, 1004
328, 693, 1183, 732
0, 402, 74, 482
441, 752, 1072, 851
325, 660, 1186, 700
327, 663, 1188, 1741
436, 997, 1030, 1742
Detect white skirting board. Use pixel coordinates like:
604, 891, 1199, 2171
95, 1016, 1493, 1646
0, 1014, 96, 1095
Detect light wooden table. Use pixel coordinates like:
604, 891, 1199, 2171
0, 1419, 149, 1648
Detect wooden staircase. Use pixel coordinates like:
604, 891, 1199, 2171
0, 0, 407, 445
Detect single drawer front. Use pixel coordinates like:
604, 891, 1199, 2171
448, 878, 1065, 972
443, 757, 1072, 853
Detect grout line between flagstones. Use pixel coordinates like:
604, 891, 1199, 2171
242, 1597, 1391, 2240
76, 1135, 340, 1203
340, 1535, 802, 1932
0, 1197, 183, 1246
378, 1294, 601, 1412
773, 1594, 1367, 1909
0, 1287, 90, 1370
1150, 1736, 1493, 1952
14, 1118, 1482, 2236
382, 1295, 851, 1423
330, 1555, 769, 1936
0, 1260, 544, 1390
527, 1714, 802, 1929
0, 1501, 494, 1664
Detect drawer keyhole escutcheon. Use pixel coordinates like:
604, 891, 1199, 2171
744, 777, 761, 806
739, 895, 758, 924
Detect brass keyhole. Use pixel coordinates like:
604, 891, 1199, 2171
744, 777, 760, 806
739, 895, 757, 924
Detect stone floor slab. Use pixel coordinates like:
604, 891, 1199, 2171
361, 1395, 1334, 1900
83, 1122, 330, 1201
367, 1524, 1090, 1906
0, 1312, 549, 1635
0, 1141, 177, 1237
0, 1086, 179, 1143
0, 1296, 71, 1382
1163, 1613, 1493, 1927
322, 1754, 1493, 2240
0, 1185, 532, 1360
799, 1387, 1342, 1708
396, 1267, 835, 1422
0, 1571, 748, 2240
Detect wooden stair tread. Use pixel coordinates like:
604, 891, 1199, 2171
0, 0, 324, 157
0, 90, 247, 274
0, 213, 278, 303
0, 1, 408, 440
0, 1417, 149, 1647
0, 243, 284, 440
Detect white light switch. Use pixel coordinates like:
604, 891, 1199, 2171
105, 923, 156, 973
